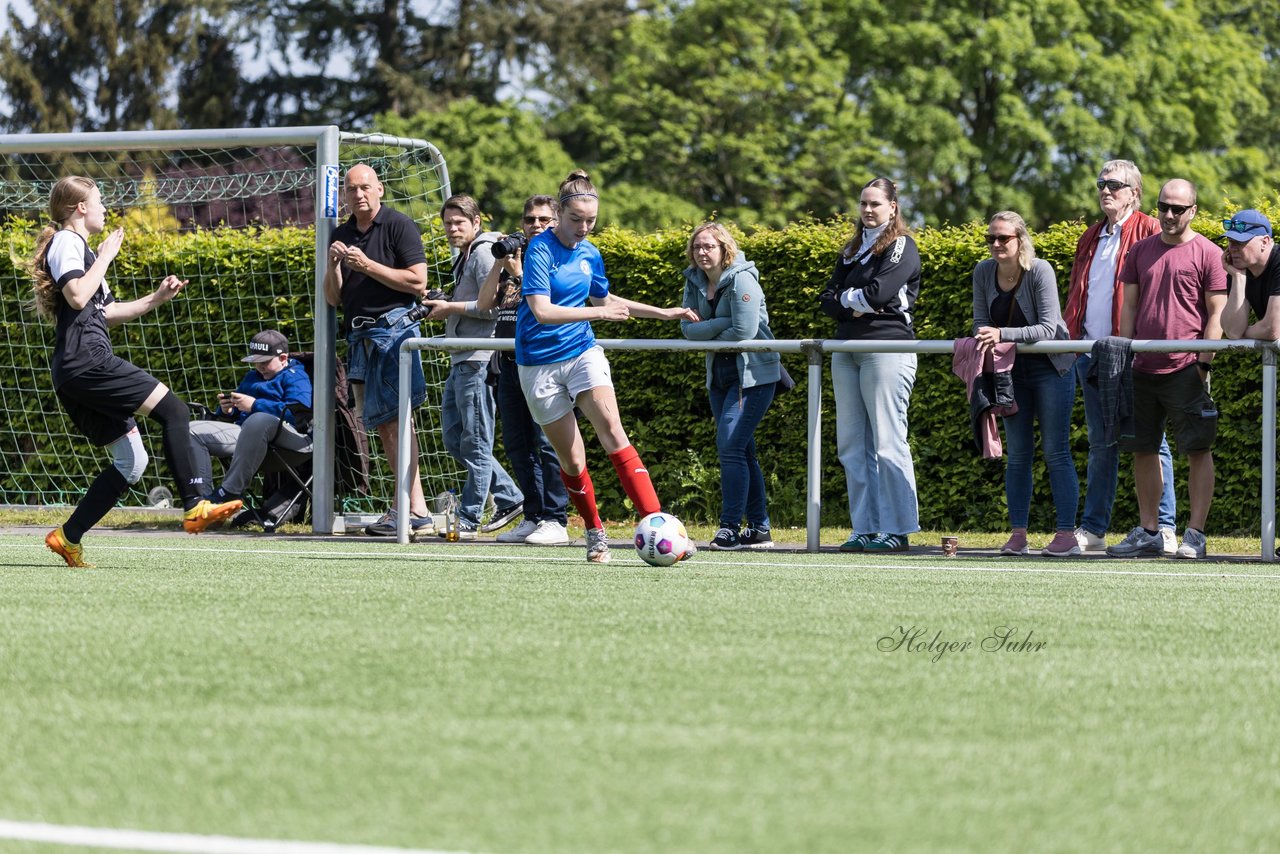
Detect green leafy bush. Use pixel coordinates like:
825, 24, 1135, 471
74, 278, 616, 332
3, 212, 1271, 534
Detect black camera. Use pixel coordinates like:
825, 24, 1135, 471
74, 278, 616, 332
400, 288, 449, 326
491, 232, 527, 259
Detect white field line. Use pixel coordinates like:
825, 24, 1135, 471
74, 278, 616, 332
0, 819, 471, 854
22, 540, 1280, 581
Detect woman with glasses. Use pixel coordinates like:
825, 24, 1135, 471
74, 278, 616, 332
1062, 160, 1177, 555
819, 177, 921, 553
679, 222, 781, 551
517, 170, 699, 563
973, 212, 1079, 557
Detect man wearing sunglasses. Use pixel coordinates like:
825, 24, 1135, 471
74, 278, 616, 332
1064, 160, 1178, 555
1220, 209, 1280, 341
475, 195, 572, 546
1108, 179, 1227, 560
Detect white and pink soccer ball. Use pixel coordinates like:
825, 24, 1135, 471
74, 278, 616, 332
634, 512, 692, 567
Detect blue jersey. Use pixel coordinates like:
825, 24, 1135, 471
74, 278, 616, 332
516, 230, 610, 366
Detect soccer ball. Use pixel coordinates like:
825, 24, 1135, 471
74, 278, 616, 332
634, 512, 692, 567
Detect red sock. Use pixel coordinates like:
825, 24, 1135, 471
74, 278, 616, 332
561, 468, 603, 530
609, 445, 661, 517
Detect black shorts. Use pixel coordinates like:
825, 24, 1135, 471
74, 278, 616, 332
1119, 364, 1218, 455
56, 356, 163, 446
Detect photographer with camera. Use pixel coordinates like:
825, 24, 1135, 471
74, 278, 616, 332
323, 164, 434, 536
417, 194, 523, 539
475, 196, 571, 545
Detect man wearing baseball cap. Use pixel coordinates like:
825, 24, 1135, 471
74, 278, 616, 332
188, 329, 314, 514
1220, 209, 1280, 341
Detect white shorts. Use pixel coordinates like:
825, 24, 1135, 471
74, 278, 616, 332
518, 345, 613, 426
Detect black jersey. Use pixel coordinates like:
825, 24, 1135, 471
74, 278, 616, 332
47, 230, 115, 389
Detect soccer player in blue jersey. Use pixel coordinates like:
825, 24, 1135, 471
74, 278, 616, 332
516, 170, 699, 563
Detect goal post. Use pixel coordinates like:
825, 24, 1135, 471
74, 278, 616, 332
0, 126, 459, 533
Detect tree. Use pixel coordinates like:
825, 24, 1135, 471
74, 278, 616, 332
177, 26, 248, 130
234, 0, 644, 128
828, 0, 1277, 225
553, 0, 887, 228
0, 0, 208, 132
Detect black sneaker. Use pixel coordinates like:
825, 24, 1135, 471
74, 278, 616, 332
208, 486, 240, 505
480, 502, 524, 533
738, 524, 774, 549
709, 527, 743, 551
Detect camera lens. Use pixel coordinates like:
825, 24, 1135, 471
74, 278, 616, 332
491, 232, 527, 259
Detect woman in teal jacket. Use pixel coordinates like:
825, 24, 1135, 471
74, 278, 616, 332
680, 223, 781, 550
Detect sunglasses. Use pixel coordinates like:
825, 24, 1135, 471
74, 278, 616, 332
523, 215, 554, 225
1096, 179, 1130, 192
1157, 201, 1193, 216
1221, 218, 1268, 235
984, 234, 1016, 246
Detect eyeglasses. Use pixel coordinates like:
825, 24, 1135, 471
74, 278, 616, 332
523, 215, 554, 225
1222, 218, 1268, 235
1096, 179, 1130, 192
1157, 201, 1193, 216
984, 234, 1016, 246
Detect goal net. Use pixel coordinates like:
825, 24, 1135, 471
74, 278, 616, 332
0, 128, 462, 525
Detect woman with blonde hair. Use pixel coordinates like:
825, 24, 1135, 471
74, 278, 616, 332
517, 170, 699, 563
972, 211, 1079, 556
29, 177, 241, 567
680, 222, 780, 550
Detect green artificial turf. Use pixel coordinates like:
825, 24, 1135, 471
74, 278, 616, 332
1, 533, 1278, 853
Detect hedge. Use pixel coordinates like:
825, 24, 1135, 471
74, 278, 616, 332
1, 212, 1272, 535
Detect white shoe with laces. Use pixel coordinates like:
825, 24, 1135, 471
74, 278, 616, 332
496, 519, 537, 543
1073, 527, 1106, 553
1160, 526, 1178, 556
586, 527, 611, 563
524, 519, 570, 545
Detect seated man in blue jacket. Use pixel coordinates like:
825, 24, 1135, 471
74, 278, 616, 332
189, 329, 314, 506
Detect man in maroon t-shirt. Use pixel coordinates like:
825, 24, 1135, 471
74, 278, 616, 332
1107, 179, 1227, 560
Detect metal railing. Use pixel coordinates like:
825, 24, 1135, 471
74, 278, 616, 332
396, 337, 1279, 560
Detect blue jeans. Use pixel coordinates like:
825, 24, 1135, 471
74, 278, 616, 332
709, 362, 774, 529
1004, 357, 1079, 530
1075, 354, 1176, 534
496, 358, 567, 525
441, 360, 522, 527
831, 351, 920, 536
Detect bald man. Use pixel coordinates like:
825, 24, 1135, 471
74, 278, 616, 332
323, 164, 433, 536
1107, 179, 1227, 559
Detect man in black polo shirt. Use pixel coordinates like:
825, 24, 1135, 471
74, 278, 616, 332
323, 163, 433, 535
1221, 208, 1280, 341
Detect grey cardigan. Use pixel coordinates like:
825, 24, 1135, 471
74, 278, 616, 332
971, 257, 1074, 376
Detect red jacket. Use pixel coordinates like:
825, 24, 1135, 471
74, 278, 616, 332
1063, 211, 1160, 339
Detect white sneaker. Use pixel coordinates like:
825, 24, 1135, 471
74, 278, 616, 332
1160, 526, 1177, 556
1175, 528, 1207, 560
1073, 527, 1106, 552
586, 527, 611, 563
524, 519, 570, 545
496, 519, 537, 543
